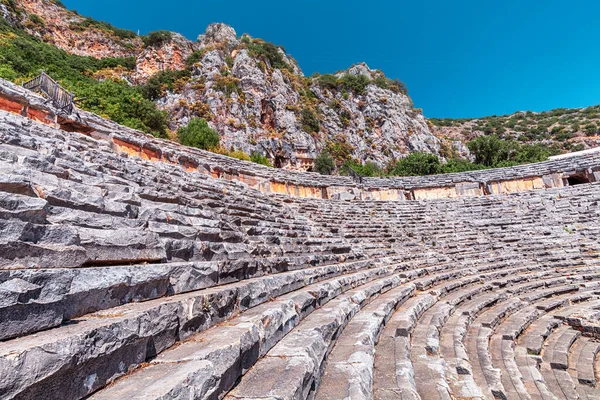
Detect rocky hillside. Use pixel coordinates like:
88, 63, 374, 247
1, 0, 598, 172
156, 26, 442, 168
430, 106, 600, 156
1, 0, 141, 58
0, 0, 445, 170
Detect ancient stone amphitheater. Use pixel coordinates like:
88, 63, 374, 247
0, 77, 600, 400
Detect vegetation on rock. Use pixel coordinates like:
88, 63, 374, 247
0, 18, 168, 137
142, 30, 173, 47
431, 106, 598, 153
315, 151, 335, 175
250, 153, 273, 167
177, 118, 220, 150
242, 37, 290, 71
68, 16, 137, 40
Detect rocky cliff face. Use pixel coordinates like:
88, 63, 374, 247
155, 24, 442, 169
12, 0, 142, 58
132, 33, 198, 84
2, 0, 448, 169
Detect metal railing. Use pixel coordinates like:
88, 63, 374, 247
22, 71, 74, 115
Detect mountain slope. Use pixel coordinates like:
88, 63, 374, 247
1, 0, 598, 173
430, 107, 600, 155
0, 0, 443, 170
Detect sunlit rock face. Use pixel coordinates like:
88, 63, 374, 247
157, 24, 441, 170
5, 0, 443, 169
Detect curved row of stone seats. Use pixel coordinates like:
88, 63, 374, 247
0, 110, 375, 342
61, 250, 572, 398
2, 251, 478, 399
2, 78, 600, 202
365, 269, 600, 400
221, 263, 600, 399
288, 185, 600, 272
0, 256, 394, 398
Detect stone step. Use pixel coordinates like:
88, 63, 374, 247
0, 260, 400, 399
497, 294, 600, 400
573, 338, 600, 387
224, 275, 404, 399
314, 284, 416, 399
90, 268, 412, 400
551, 329, 581, 370
0, 261, 219, 341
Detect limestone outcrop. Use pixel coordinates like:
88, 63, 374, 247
14, 0, 142, 58
3, 0, 443, 168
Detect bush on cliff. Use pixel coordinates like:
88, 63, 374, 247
301, 108, 320, 134
467, 135, 510, 166
251, 153, 273, 167
178, 118, 220, 150
341, 160, 383, 177
315, 151, 335, 175
140, 69, 191, 100
340, 74, 370, 96
468, 136, 559, 167
387, 152, 442, 176
142, 30, 172, 47
245, 39, 290, 71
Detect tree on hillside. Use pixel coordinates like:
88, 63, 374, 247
314, 151, 335, 175
387, 152, 441, 176
177, 118, 219, 150
467, 135, 510, 166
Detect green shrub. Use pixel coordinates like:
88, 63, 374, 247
213, 75, 241, 97
301, 108, 320, 134
513, 143, 555, 163
227, 150, 251, 161
584, 123, 598, 136
555, 131, 574, 142
340, 74, 370, 95
139, 69, 190, 100
185, 50, 206, 68
467, 135, 510, 166
373, 76, 388, 89
142, 30, 172, 47
341, 160, 383, 177
28, 13, 44, 26
246, 40, 290, 70
326, 138, 354, 164
314, 151, 335, 175
177, 118, 220, 150
388, 79, 408, 94
250, 152, 273, 167
317, 74, 339, 90
387, 152, 441, 176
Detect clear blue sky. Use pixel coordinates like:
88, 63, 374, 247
63, 0, 600, 118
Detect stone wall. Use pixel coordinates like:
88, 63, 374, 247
1, 77, 599, 202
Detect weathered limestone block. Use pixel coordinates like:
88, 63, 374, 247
78, 227, 166, 265
0, 174, 38, 197
0, 192, 48, 223
0, 262, 219, 340
455, 182, 483, 197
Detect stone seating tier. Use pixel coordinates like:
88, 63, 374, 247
0, 79, 599, 399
